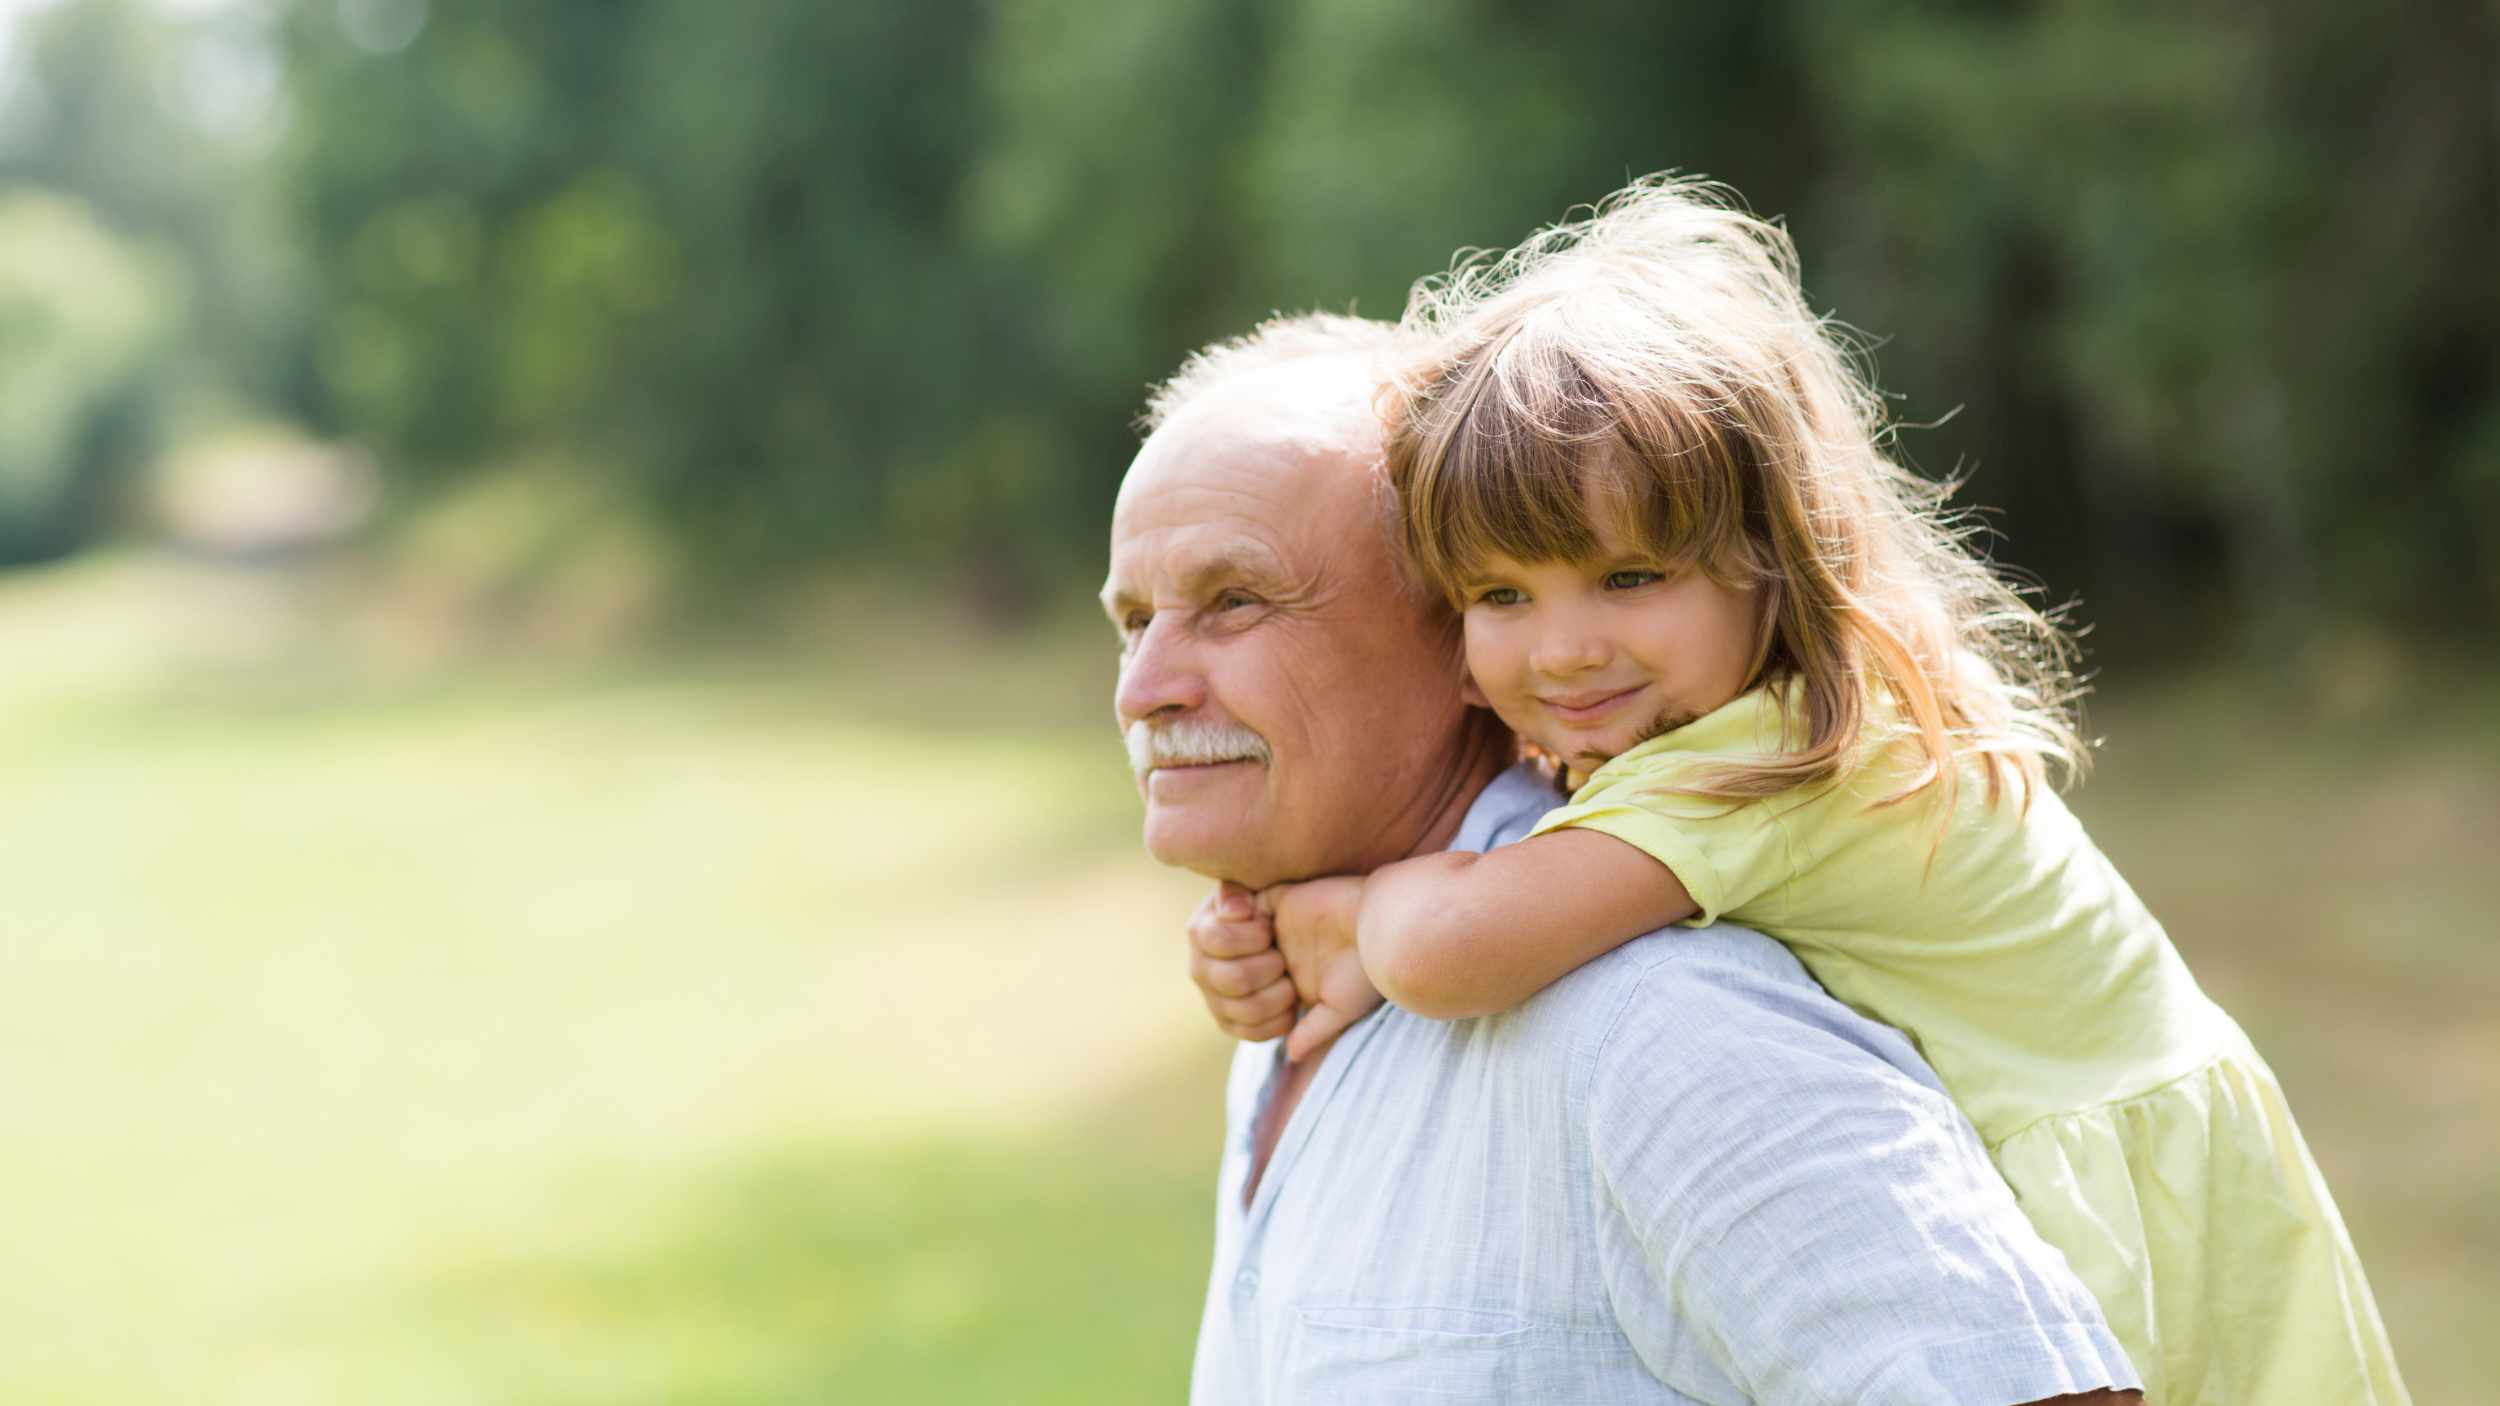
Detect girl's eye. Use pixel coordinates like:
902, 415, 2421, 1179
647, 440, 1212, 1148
1476, 586, 1524, 607
1604, 570, 1663, 591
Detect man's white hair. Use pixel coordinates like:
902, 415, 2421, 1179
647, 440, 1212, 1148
1137, 310, 1436, 606
1137, 311, 1404, 436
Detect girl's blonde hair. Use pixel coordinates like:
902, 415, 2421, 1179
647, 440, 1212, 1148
1383, 174, 2085, 813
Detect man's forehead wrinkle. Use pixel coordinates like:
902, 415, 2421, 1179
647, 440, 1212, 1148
1108, 369, 1388, 622
1103, 519, 1301, 610
1174, 544, 1303, 608
1176, 540, 1290, 593
1115, 439, 1323, 538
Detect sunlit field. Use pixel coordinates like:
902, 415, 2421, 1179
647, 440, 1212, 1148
3, 555, 2491, 1403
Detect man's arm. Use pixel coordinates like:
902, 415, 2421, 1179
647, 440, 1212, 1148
1584, 934, 2142, 1405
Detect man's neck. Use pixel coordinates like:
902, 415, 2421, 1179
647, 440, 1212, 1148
1241, 720, 1513, 1208
1382, 719, 1516, 866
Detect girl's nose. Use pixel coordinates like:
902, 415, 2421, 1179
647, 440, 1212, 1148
1530, 624, 1610, 676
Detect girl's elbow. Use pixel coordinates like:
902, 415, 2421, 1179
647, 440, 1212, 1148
1368, 927, 1501, 1021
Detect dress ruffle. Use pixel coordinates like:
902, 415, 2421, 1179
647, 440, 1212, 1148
1989, 1041, 2411, 1406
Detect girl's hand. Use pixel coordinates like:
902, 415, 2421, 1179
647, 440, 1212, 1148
1187, 881, 1295, 1042
1263, 876, 1383, 1063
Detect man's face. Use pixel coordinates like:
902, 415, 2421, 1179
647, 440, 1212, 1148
1101, 362, 1478, 888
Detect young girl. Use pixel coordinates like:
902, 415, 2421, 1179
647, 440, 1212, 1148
1226, 178, 2408, 1405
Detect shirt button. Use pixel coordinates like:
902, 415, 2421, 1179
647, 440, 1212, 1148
1235, 1269, 1260, 1294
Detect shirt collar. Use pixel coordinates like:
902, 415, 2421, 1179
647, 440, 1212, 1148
1449, 762, 1562, 855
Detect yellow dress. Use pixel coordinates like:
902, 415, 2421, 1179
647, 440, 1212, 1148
1531, 685, 2410, 1405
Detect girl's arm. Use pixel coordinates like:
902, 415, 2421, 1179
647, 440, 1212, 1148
1356, 828, 1697, 1020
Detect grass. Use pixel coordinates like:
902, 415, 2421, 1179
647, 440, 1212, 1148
0, 552, 2490, 1402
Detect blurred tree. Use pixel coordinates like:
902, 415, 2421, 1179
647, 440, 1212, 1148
0, 190, 175, 562
1799, 0, 2500, 647
285, 0, 1030, 590
269, 0, 2496, 645
0, 0, 306, 561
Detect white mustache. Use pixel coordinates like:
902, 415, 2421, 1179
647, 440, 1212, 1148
1127, 717, 1272, 773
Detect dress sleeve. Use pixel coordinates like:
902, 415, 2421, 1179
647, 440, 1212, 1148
1528, 761, 1797, 927
1585, 940, 2140, 1405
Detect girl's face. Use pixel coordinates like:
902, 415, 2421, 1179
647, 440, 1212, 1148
1458, 521, 1761, 786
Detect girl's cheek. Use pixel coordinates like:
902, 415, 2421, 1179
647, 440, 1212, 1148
1465, 629, 1522, 689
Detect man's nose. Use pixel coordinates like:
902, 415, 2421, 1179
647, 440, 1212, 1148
1114, 615, 1207, 726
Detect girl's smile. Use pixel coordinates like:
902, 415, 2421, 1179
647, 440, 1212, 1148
1539, 684, 1646, 719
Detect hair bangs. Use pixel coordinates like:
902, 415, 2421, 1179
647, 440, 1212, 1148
1401, 326, 1729, 601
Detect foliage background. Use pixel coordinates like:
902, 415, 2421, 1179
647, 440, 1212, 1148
2, 0, 2492, 1400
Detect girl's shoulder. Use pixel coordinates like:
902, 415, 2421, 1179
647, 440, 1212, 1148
1572, 679, 2043, 843
1562, 685, 1820, 838
1578, 683, 1805, 785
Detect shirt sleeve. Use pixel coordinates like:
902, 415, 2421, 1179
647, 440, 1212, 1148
1585, 938, 2140, 1405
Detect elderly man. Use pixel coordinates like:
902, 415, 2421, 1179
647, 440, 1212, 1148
1105, 312, 2143, 1405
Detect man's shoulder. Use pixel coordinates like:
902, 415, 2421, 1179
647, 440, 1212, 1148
1517, 921, 1947, 1108
1528, 919, 1817, 1028
1578, 920, 1818, 988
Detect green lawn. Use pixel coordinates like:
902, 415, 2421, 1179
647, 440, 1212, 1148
1, 555, 2490, 1402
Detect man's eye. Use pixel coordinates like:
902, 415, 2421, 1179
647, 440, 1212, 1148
1604, 570, 1663, 591
1214, 590, 1258, 612
1120, 611, 1150, 645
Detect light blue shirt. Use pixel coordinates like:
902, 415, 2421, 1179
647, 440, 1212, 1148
1190, 763, 2138, 1405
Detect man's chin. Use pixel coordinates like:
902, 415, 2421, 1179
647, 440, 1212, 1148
1141, 800, 1273, 884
